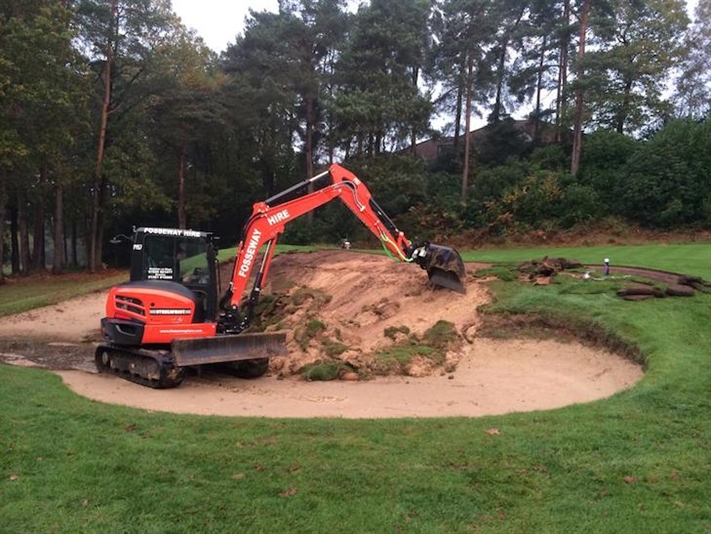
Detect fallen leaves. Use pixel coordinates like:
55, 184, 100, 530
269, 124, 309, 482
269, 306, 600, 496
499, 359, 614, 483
279, 487, 298, 498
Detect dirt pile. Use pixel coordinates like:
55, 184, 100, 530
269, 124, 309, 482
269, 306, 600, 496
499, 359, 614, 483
250, 250, 486, 378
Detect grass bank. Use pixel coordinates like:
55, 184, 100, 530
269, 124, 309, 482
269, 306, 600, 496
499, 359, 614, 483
1, 243, 710, 532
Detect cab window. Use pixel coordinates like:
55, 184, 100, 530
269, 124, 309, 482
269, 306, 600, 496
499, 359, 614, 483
143, 235, 209, 285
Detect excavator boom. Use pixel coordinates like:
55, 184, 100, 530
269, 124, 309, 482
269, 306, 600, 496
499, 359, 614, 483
225, 164, 466, 314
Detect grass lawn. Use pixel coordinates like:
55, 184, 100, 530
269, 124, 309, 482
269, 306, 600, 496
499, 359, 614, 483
1, 243, 710, 532
466, 242, 711, 279
0, 271, 128, 318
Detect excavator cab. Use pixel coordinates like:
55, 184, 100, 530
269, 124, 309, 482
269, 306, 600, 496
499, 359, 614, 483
128, 227, 220, 322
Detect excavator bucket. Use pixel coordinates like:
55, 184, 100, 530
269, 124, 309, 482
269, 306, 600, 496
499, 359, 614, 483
171, 332, 288, 367
423, 243, 467, 294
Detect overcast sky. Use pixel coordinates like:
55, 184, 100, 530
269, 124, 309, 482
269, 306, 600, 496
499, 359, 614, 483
172, 0, 278, 53
172, 0, 700, 55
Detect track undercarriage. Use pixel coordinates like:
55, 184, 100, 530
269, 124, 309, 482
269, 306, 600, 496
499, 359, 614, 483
95, 345, 185, 389
94, 343, 274, 389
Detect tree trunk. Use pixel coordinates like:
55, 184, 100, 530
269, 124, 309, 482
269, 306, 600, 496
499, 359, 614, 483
534, 35, 548, 142
52, 183, 64, 274
305, 91, 315, 224
18, 192, 31, 275
461, 55, 474, 201
89, 0, 117, 272
71, 219, 78, 268
571, 0, 591, 176
556, 0, 571, 143
492, 8, 523, 124
178, 144, 187, 229
10, 201, 19, 274
453, 76, 463, 149
616, 76, 633, 134
410, 66, 419, 155
32, 165, 47, 271
0, 168, 5, 284
492, 43, 506, 123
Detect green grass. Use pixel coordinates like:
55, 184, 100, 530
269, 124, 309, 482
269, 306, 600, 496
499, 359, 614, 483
464, 243, 711, 279
1, 243, 711, 532
0, 272, 127, 318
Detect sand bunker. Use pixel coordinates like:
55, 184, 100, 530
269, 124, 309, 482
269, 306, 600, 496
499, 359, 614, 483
0, 251, 643, 418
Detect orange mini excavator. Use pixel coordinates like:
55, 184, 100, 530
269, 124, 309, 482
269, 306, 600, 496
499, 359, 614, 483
96, 164, 466, 388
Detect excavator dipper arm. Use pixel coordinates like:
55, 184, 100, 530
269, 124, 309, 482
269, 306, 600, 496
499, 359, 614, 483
220, 164, 466, 333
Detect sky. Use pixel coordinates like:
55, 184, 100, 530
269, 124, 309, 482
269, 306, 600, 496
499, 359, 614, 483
173, 0, 700, 55
171, 0, 278, 53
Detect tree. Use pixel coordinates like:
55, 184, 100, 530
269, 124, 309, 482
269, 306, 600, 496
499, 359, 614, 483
486, 0, 528, 124
148, 27, 226, 229
0, 0, 89, 276
508, 0, 570, 141
570, 0, 592, 176
221, 12, 302, 198
433, 0, 500, 199
585, 0, 689, 134
621, 118, 711, 227
334, 0, 432, 157
75, 0, 175, 271
222, 1, 348, 198
675, 0, 711, 119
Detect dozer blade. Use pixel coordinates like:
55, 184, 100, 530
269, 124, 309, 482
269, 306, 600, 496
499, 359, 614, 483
172, 332, 288, 367
423, 243, 467, 294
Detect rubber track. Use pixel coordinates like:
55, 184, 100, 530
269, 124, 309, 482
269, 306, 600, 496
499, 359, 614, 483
95, 344, 185, 389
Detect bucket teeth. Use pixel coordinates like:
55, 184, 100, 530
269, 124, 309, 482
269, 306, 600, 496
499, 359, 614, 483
428, 267, 466, 294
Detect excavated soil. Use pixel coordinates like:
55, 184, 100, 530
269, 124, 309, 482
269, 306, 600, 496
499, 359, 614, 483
0, 250, 644, 418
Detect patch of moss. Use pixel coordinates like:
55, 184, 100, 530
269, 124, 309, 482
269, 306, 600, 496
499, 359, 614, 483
250, 293, 289, 331
422, 320, 460, 350
295, 319, 327, 351
322, 338, 349, 358
300, 361, 343, 381
373, 320, 462, 375
306, 319, 326, 337
374, 343, 438, 374
384, 325, 410, 341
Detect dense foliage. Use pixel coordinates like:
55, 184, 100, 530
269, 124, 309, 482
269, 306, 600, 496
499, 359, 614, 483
0, 0, 708, 277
